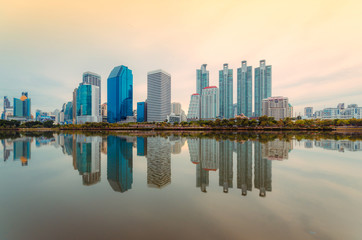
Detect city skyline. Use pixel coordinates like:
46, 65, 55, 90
1, 0, 362, 116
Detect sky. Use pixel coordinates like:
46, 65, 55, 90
1, 0, 362, 116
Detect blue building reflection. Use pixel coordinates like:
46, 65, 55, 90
107, 136, 133, 193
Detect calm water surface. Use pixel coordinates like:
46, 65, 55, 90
0, 132, 361, 240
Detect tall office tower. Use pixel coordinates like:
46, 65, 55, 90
196, 64, 209, 95
201, 86, 219, 120
107, 65, 133, 123
147, 70, 171, 122
187, 94, 200, 121
3, 96, 11, 110
137, 102, 147, 122
76, 84, 101, 124
147, 136, 171, 188
219, 64, 233, 119
304, 107, 313, 118
74, 135, 101, 186
219, 139, 233, 193
255, 60, 272, 117
237, 141, 252, 196
107, 136, 133, 192
171, 102, 182, 115
72, 88, 77, 123
64, 101, 73, 124
254, 142, 272, 197
83, 72, 101, 116
237, 61, 252, 117
13, 92, 31, 119
262, 96, 289, 120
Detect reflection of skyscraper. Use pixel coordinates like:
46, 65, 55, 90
147, 137, 171, 188
188, 138, 200, 164
262, 139, 293, 160
196, 164, 209, 193
2, 139, 13, 161
237, 141, 252, 196
219, 140, 233, 193
254, 142, 272, 197
201, 138, 219, 171
75, 135, 101, 186
137, 137, 147, 156
107, 136, 133, 192
13, 138, 31, 166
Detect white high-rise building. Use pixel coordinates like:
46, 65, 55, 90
262, 96, 289, 120
187, 94, 200, 121
147, 70, 171, 122
201, 86, 219, 120
171, 102, 182, 115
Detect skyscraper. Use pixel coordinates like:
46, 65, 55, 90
76, 84, 101, 123
147, 70, 171, 122
171, 102, 182, 115
187, 94, 200, 121
201, 86, 219, 120
255, 60, 272, 117
237, 61, 252, 117
137, 102, 147, 122
196, 64, 209, 95
83, 72, 101, 116
3, 96, 10, 110
13, 92, 31, 119
219, 64, 233, 119
107, 65, 133, 123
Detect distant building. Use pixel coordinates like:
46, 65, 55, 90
167, 113, 181, 124
101, 103, 107, 122
72, 88, 77, 123
76, 84, 101, 124
201, 86, 219, 120
13, 92, 31, 119
171, 102, 182, 115
147, 69, 171, 122
219, 64, 233, 119
237, 61, 252, 117
107, 65, 133, 123
262, 96, 289, 120
288, 103, 293, 118
304, 107, 313, 118
187, 94, 200, 121
196, 64, 209, 95
255, 60, 272, 117
1, 96, 13, 120
137, 102, 147, 122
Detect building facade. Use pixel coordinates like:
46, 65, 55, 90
147, 70, 171, 122
107, 65, 133, 123
137, 102, 147, 122
237, 61, 252, 117
187, 94, 201, 121
82, 72, 101, 116
262, 96, 289, 120
13, 92, 31, 119
171, 102, 182, 115
196, 64, 209, 95
255, 60, 272, 117
76, 84, 101, 124
219, 64, 233, 119
304, 107, 313, 118
201, 86, 219, 120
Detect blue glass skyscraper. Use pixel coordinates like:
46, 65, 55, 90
196, 64, 209, 95
107, 65, 133, 123
137, 102, 146, 122
255, 60, 272, 117
219, 64, 233, 119
107, 136, 133, 192
13, 92, 31, 119
237, 61, 252, 117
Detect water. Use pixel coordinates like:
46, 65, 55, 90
0, 132, 361, 240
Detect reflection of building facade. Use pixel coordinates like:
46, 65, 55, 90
107, 136, 133, 192
237, 141, 252, 196
254, 142, 272, 197
262, 139, 293, 160
147, 137, 171, 188
2, 137, 32, 166
137, 137, 147, 156
219, 140, 233, 192
314, 140, 362, 152
74, 135, 101, 186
